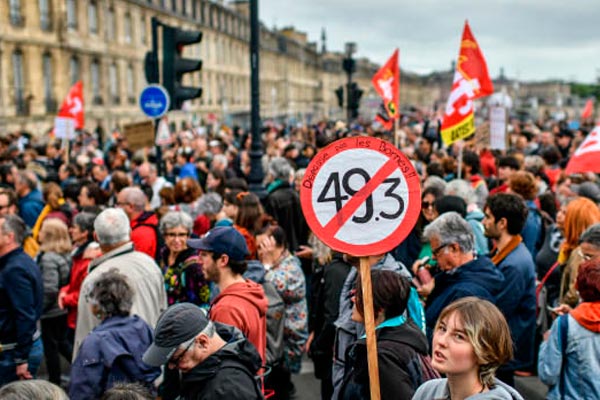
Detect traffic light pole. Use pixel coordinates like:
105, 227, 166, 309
247, 0, 265, 197
346, 70, 353, 125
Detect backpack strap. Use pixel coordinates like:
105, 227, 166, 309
536, 261, 560, 300
557, 314, 569, 396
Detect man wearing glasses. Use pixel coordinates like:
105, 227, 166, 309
483, 193, 536, 386
143, 303, 263, 400
421, 212, 505, 343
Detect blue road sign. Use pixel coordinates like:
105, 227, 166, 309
139, 85, 170, 118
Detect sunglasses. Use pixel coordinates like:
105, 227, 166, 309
422, 201, 435, 209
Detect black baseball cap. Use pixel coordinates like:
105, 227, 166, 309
187, 226, 249, 261
142, 303, 209, 367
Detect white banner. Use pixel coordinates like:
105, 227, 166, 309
489, 106, 507, 150
54, 117, 75, 139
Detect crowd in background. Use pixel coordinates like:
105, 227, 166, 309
0, 112, 599, 399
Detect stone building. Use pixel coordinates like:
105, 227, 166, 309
1, 0, 387, 136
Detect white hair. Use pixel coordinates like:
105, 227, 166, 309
94, 208, 131, 245
445, 179, 478, 206
120, 187, 147, 212
423, 211, 475, 254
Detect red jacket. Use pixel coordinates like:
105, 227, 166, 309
131, 211, 159, 259
210, 280, 268, 364
59, 242, 102, 329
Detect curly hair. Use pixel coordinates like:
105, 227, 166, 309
508, 171, 538, 201
89, 269, 134, 318
174, 177, 203, 204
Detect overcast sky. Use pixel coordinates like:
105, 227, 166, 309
258, 0, 599, 83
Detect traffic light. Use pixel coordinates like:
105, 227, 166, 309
347, 82, 363, 119
335, 86, 344, 108
162, 25, 203, 110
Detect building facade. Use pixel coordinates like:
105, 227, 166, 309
0, 1, 586, 138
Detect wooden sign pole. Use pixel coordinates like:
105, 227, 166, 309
359, 257, 380, 400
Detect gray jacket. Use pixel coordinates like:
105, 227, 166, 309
73, 242, 167, 359
412, 378, 524, 400
331, 253, 410, 399
38, 251, 71, 319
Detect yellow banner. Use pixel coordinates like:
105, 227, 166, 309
441, 112, 475, 145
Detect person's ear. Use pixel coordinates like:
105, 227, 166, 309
196, 334, 210, 350
93, 231, 99, 242
498, 217, 508, 231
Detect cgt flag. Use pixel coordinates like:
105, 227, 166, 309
565, 125, 600, 175
375, 101, 394, 131
441, 21, 493, 146
55, 81, 84, 139
372, 49, 400, 123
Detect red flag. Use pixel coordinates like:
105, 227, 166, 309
372, 49, 400, 121
581, 99, 594, 119
566, 125, 600, 174
58, 81, 84, 129
441, 21, 493, 145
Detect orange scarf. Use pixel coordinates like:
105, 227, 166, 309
491, 235, 522, 266
570, 302, 600, 333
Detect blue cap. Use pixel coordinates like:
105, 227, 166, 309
187, 226, 249, 261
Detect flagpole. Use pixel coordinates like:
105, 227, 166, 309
457, 141, 463, 180
394, 115, 399, 148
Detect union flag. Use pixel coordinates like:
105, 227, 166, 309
58, 81, 84, 129
372, 49, 400, 122
441, 21, 493, 145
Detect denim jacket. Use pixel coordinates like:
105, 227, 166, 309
538, 313, 600, 400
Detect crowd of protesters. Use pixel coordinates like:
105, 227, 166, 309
0, 113, 599, 400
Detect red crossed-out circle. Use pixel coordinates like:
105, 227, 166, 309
300, 136, 421, 256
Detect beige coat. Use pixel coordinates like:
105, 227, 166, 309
73, 242, 167, 358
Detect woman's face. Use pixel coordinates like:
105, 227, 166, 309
422, 193, 438, 222
78, 187, 93, 207
69, 224, 88, 244
164, 226, 189, 254
432, 312, 478, 376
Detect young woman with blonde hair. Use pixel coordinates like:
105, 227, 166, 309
413, 297, 523, 400
37, 218, 73, 386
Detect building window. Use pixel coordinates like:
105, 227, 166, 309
182, 0, 187, 16
70, 56, 80, 85
39, 0, 52, 30
109, 63, 119, 104
9, 0, 23, 26
127, 64, 136, 103
124, 13, 132, 43
106, 7, 115, 41
12, 50, 26, 115
171, 0, 177, 13
88, 1, 98, 34
91, 59, 102, 104
140, 15, 146, 44
192, 0, 198, 19
42, 52, 57, 112
66, 0, 77, 29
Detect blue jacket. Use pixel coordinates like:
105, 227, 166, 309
178, 162, 199, 180
69, 315, 161, 400
425, 256, 504, 342
521, 200, 542, 259
539, 310, 600, 400
495, 242, 537, 370
0, 247, 43, 363
18, 190, 44, 228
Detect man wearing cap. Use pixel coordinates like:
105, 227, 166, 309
143, 303, 263, 400
188, 226, 268, 364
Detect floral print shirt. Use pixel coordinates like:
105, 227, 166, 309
265, 251, 308, 373
160, 247, 211, 310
